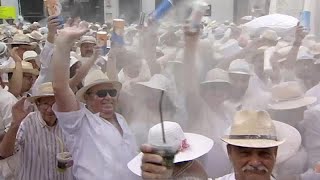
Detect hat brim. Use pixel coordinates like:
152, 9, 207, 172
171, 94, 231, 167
0, 68, 39, 76
200, 80, 231, 85
268, 96, 317, 110
27, 34, 42, 41
221, 120, 301, 164
228, 71, 252, 76
127, 133, 214, 176
27, 94, 54, 103
7, 42, 30, 45
76, 79, 122, 103
78, 41, 97, 46
136, 82, 166, 91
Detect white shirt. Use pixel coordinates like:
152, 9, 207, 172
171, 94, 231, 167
306, 83, 320, 107
216, 173, 275, 180
32, 41, 54, 94
53, 103, 138, 180
0, 87, 17, 133
15, 111, 73, 180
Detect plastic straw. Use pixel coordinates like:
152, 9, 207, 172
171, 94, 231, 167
159, 90, 166, 144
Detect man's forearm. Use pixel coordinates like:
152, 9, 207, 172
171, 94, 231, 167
9, 61, 23, 97
0, 124, 19, 159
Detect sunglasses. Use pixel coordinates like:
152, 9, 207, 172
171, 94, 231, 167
89, 89, 118, 98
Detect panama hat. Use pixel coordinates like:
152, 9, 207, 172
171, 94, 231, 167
201, 68, 231, 85
310, 43, 320, 55
78, 36, 97, 46
269, 81, 317, 110
23, 51, 38, 62
8, 34, 31, 45
260, 29, 281, 42
27, 31, 43, 41
76, 69, 122, 103
127, 121, 214, 176
0, 61, 39, 76
228, 59, 252, 75
0, 42, 7, 56
221, 110, 285, 148
221, 110, 301, 164
136, 74, 170, 91
27, 82, 54, 103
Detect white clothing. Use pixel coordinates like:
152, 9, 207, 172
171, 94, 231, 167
216, 173, 275, 180
15, 112, 73, 180
0, 87, 17, 133
32, 41, 54, 94
306, 83, 320, 107
53, 103, 138, 180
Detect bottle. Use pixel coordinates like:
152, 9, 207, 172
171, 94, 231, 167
148, 0, 175, 24
188, 1, 208, 32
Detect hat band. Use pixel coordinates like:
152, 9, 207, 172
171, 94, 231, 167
228, 135, 277, 141
274, 95, 304, 103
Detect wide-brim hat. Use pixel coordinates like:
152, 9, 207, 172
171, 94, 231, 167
76, 69, 122, 103
221, 110, 285, 149
309, 43, 320, 55
0, 42, 7, 56
222, 120, 300, 164
201, 68, 231, 85
27, 82, 54, 103
78, 36, 97, 46
27, 31, 43, 41
268, 81, 317, 110
127, 121, 214, 176
228, 59, 252, 75
7, 34, 31, 45
0, 61, 39, 76
136, 74, 170, 91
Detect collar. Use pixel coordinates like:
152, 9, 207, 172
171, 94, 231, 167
37, 112, 57, 128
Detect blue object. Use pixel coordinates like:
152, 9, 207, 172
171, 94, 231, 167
150, 0, 174, 22
110, 32, 125, 46
300, 11, 311, 31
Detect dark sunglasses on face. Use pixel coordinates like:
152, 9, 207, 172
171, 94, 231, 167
90, 89, 118, 98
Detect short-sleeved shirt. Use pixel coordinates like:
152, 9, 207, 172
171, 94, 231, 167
53, 103, 138, 180
15, 111, 73, 180
216, 173, 275, 180
0, 87, 17, 133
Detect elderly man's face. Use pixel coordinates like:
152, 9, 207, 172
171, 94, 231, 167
22, 73, 36, 93
36, 96, 57, 123
80, 43, 95, 57
229, 73, 250, 99
227, 145, 277, 180
85, 83, 118, 119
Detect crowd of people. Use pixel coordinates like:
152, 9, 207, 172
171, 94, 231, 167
0, 7, 319, 180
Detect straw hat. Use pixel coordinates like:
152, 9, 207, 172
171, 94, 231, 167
228, 59, 252, 75
27, 82, 54, 103
297, 46, 314, 61
0, 34, 8, 42
0, 61, 39, 75
268, 81, 317, 110
76, 69, 122, 103
222, 111, 301, 164
23, 51, 38, 62
221, 110, 285, 148
27, 31, 43, 41
8, 34, 31, 45
0, 42, 7, 56
310, 43, 320, 55
127, 121, 214, 176
260, 29, 281, 42
201, 68, 231, 85
136, 74, 170, 91
78, 36, 97, 46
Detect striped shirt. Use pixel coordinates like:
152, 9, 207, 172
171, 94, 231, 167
15, 111, 74, 180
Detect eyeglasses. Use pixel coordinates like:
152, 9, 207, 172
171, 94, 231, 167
88, 89, 118, 98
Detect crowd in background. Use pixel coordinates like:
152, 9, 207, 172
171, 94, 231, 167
0, 4, 319, 180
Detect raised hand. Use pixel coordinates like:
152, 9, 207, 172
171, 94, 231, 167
55, 18, 89, 46
295, 22, 308, 44
48, 15, 63, 34
8, 47, 22, 62
11, 97, 32, 126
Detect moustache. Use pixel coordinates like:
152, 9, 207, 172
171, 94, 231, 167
242, 164, 269, 173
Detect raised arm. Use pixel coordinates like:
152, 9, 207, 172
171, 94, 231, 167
0, 98, 30, 158
69, 47, 101, 89
52, 19, 88, 112
8, 47, 23, 97
282, 24, 307, 70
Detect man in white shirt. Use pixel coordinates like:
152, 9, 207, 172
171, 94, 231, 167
51, 20, 138, 180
